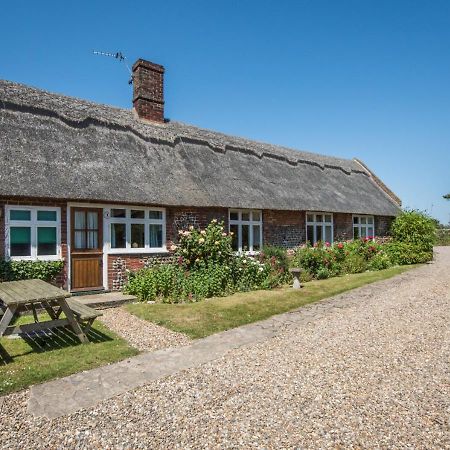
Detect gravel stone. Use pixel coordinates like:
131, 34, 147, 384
98, 306, 191, 352
1, 247, 449, 449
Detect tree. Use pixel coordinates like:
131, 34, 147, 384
444, 194, 450, 199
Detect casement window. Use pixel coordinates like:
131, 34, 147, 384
306, 213, 333, 245
229, 209, 262, 253
353, 215, 375, 239
5, 206, 61, 260
108, 207, 166, 253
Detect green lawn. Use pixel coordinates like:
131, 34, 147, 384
0, 314, 138, 396
126, 265, 417, 339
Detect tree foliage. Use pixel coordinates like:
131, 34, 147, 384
390, 210, 436, 252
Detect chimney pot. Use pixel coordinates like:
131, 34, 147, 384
132, 59, 165, 123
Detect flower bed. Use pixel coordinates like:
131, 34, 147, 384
124, 221, 288, 303
124, 210, 435, 302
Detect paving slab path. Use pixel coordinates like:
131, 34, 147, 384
2, 247, 450, 449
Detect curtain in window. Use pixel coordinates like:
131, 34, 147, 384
149, 224, 162, 248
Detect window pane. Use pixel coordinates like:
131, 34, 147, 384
353, 216, 359, 224
37, 210, 57, 221
253, 225, 261, 251
360, 217, 367, 224
149, 224, 163, 248
316, 225, 323, 242
111, 223, 126, 248
87, 211, 98, 229
307, 225, 314, 245
87, 231, 98, 249
74, 211, 85, 229
368, 217, 374, 225
361, 227, 367, 238
316, 215, 323, 223
10, 227, 31, 256
230, 211, 239, 221
74, 231, 86, 249
307, 214, 314, 223
111, 208, 126, 218
148, 210, 163, 220
325, 226, 332, 244
241, 212, 250, 221
10, 210, 31, 221
131, 224, 145, 248
368, 227, 374, 238
131, 210, 145, 219
37, 227, 57, 255
252, 211, 261, 221
325, 215, 332, 223
353, 226, 359, 239
230, 224, 239, 250
241, 224, 249, 250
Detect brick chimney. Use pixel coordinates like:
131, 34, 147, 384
132, 59, 165, 123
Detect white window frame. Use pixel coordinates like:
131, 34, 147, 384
306, 212, 334, 245
5, 205, 61, 261
106, 206, 166, 254
352, 215, 375, 239
229, 209, 263, 253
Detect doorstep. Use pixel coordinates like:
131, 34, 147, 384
74, 292, 136, 309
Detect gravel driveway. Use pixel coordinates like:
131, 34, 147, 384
2, 247, 449, 449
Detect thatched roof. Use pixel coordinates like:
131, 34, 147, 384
0, 80, 400, 215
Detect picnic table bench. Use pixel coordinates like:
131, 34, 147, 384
0, 279, 102, 345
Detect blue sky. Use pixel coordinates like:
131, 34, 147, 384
2, 0, 449, 223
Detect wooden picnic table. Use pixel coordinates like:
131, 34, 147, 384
0, 279, 89, 344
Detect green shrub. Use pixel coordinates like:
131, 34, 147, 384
384, 242, 432, 265
391, 210, 436, 252
175, 220, 233, 269
316, 267, 331, 279
341, 253, 367, 274
291, 242, 339, 278
259, 245, 290, 285
124, 256, 273, 303
0, 259, 64, 282
367, 252, 392, 271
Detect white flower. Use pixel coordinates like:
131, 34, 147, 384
200, 230, 206, 235
170, 244, 178, 251
259, 267, 264, 272
199, 238, 205, 244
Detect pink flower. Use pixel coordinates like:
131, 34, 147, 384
337, 242, 344, 249
325, 242, 331, 247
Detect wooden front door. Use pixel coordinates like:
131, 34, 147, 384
71, 208, 103, 291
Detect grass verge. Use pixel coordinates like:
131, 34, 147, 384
126, 265, 417, 339
0, 314, 138, 396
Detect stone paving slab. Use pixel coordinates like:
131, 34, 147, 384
27, 274, 402, 419
75, 292, 136, 309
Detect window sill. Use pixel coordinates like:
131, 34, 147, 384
8, 256, 63, 262
106, 248, 169, 255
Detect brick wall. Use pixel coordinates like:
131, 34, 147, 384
375, 215, 393, 237
334, 213, 353, 241
166, 206, 228, 245
263, 210, 305, 248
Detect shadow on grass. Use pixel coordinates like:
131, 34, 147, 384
0, 325, 113, 365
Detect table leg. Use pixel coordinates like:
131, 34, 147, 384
0, 304, 18, 337
58, 299, 89, 344
42, 301, 58, 320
